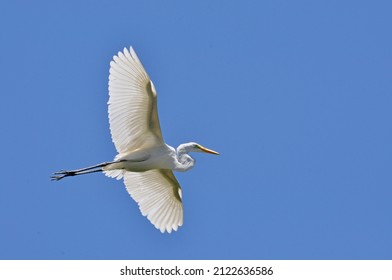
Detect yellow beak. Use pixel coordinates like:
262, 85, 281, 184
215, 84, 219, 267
198, 145, 220, 155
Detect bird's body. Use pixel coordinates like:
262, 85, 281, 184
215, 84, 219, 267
52, 47, 218, 233
103, 142, 198, 174
105, 144, 178, 173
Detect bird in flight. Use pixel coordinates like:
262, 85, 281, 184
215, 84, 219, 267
52, 47, 219, 233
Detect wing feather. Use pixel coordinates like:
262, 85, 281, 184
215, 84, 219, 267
123, 170, 184, 233
108, 47, 163, 154
108, 47, 183, 233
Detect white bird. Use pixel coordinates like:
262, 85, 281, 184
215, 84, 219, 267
52, 47, 219, 233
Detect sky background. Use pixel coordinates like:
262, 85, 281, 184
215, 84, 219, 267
0, 0, 391, 260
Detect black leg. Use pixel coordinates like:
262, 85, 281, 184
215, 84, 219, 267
51, 161, 118, 181
52, 162, 113, 175
51, 168, 103, 181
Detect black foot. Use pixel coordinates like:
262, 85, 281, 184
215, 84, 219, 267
51, 170, 76, 181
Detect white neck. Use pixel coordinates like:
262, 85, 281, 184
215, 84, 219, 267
173, 143, 196, 172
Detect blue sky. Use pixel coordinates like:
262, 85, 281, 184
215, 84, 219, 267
1, 0, 391, 259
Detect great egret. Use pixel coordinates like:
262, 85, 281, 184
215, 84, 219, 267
52, 47, 219, 233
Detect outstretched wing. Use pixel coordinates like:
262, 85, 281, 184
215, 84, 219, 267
123, 170, 183, 233
108, 47, 163, 154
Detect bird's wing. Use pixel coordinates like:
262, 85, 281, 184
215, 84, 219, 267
108, 47, 163, 154
123, 169, 183, 233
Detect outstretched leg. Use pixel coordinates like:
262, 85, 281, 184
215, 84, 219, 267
51, 161, 115, 181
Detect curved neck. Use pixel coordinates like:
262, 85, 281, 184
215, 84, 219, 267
174, 144, 196, 172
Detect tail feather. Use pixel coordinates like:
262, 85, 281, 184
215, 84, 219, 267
104, 169, 124, 180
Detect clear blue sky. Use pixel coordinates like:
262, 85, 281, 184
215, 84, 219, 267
1, 0, 391, 259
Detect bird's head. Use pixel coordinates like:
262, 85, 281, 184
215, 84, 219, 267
187, 142, 220, 155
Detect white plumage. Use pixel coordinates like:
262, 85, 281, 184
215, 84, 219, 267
52, 47, 219, 233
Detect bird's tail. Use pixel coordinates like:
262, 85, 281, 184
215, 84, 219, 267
103, 169, 124, 180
